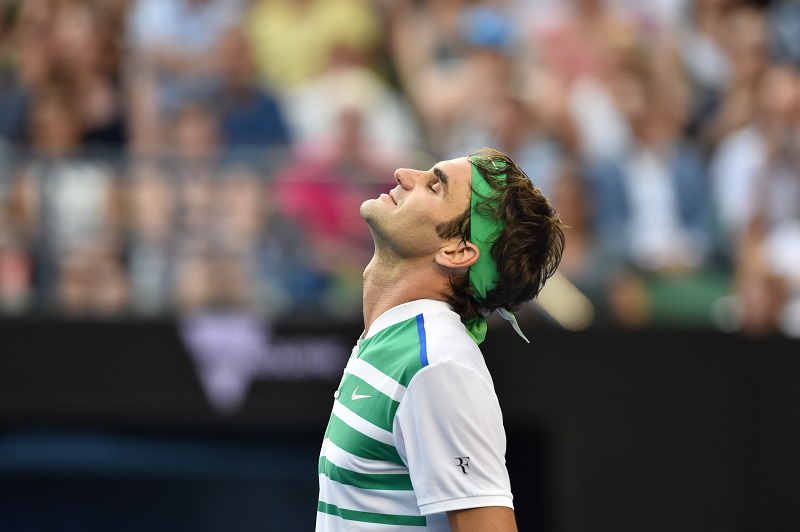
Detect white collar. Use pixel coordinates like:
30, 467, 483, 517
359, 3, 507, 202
363, 299, 453, 340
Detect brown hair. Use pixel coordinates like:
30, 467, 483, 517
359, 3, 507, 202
436, 147, 565, 320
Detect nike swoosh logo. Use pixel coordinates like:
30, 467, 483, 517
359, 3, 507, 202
351, 386, 371, 401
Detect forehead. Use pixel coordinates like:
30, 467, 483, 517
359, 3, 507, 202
436, 156, 472, 187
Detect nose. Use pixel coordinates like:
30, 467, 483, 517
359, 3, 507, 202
394, 168, 418, 190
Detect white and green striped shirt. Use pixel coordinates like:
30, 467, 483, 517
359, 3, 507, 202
317, 299, 513, 531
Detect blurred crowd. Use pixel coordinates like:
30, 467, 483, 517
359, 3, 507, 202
0, 0, 798, 336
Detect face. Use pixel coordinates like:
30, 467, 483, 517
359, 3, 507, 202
360, 157, 473, 259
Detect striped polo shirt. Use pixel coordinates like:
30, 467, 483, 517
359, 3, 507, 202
316, 299, 513, 531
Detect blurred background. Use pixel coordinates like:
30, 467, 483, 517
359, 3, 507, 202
0, 0, 799, 530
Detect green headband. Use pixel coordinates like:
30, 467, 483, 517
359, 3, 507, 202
463, 157, 529, 345
468, 160, 504, 302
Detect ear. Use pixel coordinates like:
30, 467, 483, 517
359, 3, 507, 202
435, 239, 479, 272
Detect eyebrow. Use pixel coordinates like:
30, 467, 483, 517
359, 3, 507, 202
433, 166, 450, 195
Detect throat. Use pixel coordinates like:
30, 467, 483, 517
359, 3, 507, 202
361, 258, 444, 334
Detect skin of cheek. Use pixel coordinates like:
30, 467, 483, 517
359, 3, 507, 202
388, 200, 452, 258
362, 195, 444, 258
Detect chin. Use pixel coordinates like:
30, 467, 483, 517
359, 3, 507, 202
359, 199, 373, 220
360, 197, 385, 219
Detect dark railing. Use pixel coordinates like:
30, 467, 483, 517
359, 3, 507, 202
1, 319, 799, 531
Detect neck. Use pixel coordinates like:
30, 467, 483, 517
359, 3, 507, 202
361, 252, 447, 337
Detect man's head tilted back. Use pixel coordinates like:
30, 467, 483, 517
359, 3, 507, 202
360, 147, 566, 343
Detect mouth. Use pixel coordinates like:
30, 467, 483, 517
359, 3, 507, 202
388, 191, 397, 205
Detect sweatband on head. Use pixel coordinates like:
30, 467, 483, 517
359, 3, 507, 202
468, 159, 505, 302
463, 157, 529, 345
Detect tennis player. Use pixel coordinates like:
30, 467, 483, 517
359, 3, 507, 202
316, 147, 565, 531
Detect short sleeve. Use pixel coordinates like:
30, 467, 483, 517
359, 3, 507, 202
393, 359, 513, 516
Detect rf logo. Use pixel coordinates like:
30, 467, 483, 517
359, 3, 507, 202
455, 457, 470, 474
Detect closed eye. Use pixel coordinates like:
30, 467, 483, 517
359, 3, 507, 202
430, 166, 449, 195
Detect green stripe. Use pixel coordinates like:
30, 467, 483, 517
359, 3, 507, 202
338, 375, 400, 432
326, 414, 404, 465
317, 501, 427, 526
319, 456, 413, 490
360, 319, 424, 387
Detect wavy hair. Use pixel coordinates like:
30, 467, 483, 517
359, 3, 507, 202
436, 148, 566, 320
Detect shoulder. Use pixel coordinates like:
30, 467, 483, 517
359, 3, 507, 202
415, 308, 492, 382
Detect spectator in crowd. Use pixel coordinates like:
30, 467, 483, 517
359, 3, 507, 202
256, 176, 326, 319
696, 2, 770, 152
242, 0, 383, 94
125, 159, 175, 315
765, 0, 800, 68
0, 0, 129, 152
723, 63, 800, 336
158, 98, 294, 317
161, 99, 229, 313
211, 24, 292, 158
215, 163, 268, 256
607, 0, 691, 35
0, 0, 795, 334
172, 248, 259, 314
387, 0, 560, 159
3, 0, 276, 319
727, 242, 792, 336
531, 0, 639, 88
673, 0, 735, 140
0, 232, 33, 314
0, 0, 53, 145
125, 155, 291, 317
272, 104, 398, 318
547, 157, 648, 328
282, 40, 424, 160
586, 49, 713, 274
386, 0, 482, 153
583, 46, 725, 326
563, 48, 641, 163
123, 0, 242, 155
442, 87, 568, 199
49, 0, 128, 150
709, 62, 800, 260
8, 83, 123, 312
56, 242, 130, 317
516, 0, 643, 164
0, 2, 17, 87
165, 100, 222, 253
